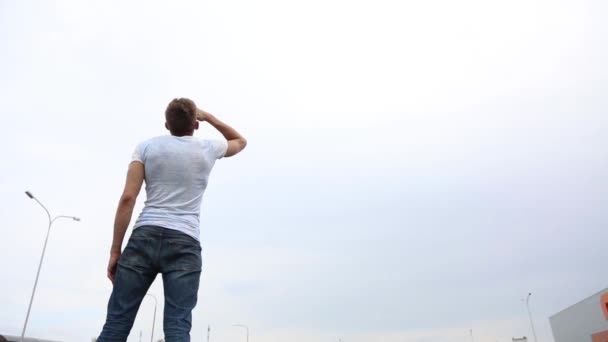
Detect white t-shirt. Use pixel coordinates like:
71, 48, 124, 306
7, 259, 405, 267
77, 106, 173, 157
131, 135, 228, 241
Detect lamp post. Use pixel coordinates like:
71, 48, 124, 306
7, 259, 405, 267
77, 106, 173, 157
233, 324, 249, 342
526, 292, 538, 342
21, 191, 80, 342
145, 293, 158, 342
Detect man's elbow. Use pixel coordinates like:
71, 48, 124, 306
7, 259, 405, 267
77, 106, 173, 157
239, 137, 247, 151
235, 138, 247, 155
225, 137, 248, 157
119, 193, 137, 208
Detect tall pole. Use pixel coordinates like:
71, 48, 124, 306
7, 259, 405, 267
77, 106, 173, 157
21, 191, 80, 342
526, 292, 538, 342
146, 293, 158, 342
233, 324, 249, 342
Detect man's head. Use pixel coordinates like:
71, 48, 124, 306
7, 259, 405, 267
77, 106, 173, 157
165, 98, 199, 136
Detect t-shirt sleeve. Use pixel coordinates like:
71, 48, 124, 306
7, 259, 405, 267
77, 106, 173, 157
131, 142, 145, 164
211, 139, 229, 159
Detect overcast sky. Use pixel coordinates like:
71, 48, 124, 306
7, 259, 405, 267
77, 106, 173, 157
1, 0, 607, 341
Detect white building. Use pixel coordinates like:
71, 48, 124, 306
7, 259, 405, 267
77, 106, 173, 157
550, 287, 608, 342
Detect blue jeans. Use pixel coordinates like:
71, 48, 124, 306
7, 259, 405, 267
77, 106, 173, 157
98, 226, 202, 342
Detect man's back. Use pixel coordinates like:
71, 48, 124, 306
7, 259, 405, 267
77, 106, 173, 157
132, 135, 227, 240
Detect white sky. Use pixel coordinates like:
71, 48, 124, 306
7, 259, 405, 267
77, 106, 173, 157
1, 0, 607, 341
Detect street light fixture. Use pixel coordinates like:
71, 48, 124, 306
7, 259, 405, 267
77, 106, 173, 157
145, 293, 158, 342
526, 292, 538, 342
233, 324, 249, 342
21, 191, 80, 342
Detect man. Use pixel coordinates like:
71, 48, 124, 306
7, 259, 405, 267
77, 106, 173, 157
97, 98, 247, 341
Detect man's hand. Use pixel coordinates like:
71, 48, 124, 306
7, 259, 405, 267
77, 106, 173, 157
196, 108, 209, 122
107, 251, 121, 284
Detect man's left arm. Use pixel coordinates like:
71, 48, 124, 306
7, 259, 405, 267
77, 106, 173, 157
107, 161, 145, 283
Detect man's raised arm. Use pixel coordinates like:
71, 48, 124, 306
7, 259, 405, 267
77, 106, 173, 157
197, 109, 247, 157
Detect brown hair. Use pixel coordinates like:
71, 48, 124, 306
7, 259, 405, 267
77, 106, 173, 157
165, 98, 197, 136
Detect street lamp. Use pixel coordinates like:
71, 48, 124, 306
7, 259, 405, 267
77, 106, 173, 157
21, 191, 80, 342
526, 292, 538, 342
233, 324, 249, 342
145, 293, 158, 342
